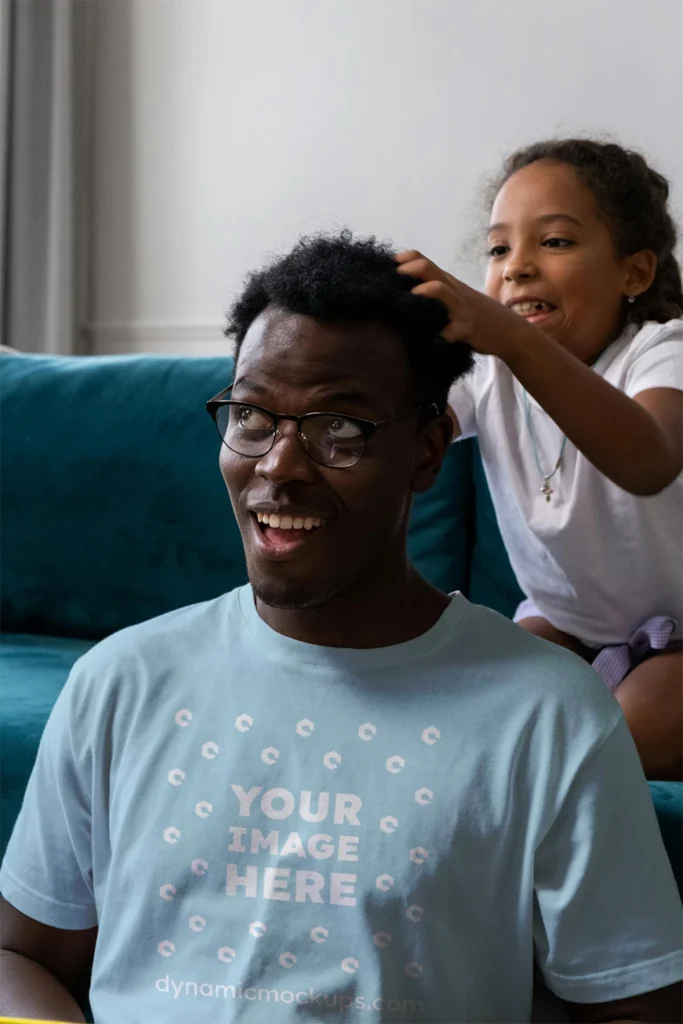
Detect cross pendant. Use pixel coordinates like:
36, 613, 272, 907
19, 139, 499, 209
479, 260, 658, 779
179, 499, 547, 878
541, 479, 553, 502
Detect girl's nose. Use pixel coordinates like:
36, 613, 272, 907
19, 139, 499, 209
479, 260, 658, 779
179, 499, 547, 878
503, 249, 538, 283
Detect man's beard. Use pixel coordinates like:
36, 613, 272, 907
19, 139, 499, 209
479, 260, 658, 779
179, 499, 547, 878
248, 560, 362, 612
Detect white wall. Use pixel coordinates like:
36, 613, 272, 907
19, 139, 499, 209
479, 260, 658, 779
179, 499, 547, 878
87, 0, 683, 356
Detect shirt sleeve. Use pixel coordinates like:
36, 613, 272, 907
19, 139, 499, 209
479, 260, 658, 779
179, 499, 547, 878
447, 357, 489, 438
0, 666, 98, 930
624, 320, 683, 397
533, 715, 682, 1004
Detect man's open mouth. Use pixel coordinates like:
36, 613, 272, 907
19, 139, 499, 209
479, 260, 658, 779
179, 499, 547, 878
249, 511, 327, 559
256, 511, 324, 532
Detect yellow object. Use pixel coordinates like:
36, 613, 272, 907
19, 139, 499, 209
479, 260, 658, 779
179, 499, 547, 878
0, 1018, 74, 1023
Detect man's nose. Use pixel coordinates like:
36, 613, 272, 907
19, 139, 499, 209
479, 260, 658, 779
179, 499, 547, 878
503, 245, 538, 283
255, 420, 319, 485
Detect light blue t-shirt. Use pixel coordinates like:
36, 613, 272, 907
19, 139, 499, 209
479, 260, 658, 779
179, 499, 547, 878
1, 588, 681, 1023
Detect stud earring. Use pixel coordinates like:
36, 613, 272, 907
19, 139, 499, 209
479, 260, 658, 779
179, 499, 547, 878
626, 295, 635, 304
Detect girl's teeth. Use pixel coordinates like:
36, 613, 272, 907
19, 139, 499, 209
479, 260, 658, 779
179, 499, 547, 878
280, 515, 293, 530
512, 301, 553, 315
293, 517, 304, 530
304, 518, 314, 531
268, 514, 281, 528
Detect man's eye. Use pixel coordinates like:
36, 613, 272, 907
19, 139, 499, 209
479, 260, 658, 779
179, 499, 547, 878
237, 407, 271, 430
327, 418, 362, 439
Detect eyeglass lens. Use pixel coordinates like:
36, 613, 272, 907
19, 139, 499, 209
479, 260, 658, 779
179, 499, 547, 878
215, 403, 367, 468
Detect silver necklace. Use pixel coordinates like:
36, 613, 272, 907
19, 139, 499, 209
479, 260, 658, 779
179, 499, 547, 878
522, 390, 567, 502
520, 350, 607, 503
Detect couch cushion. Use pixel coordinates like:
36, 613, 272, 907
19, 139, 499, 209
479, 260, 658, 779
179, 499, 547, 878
1, 354, 243, 638
468, 440, 524, 618
0, 633, 94, 857
650, 782, 683, 894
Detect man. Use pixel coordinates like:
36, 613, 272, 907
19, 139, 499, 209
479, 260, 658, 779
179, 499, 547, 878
0, 232, 681, 1023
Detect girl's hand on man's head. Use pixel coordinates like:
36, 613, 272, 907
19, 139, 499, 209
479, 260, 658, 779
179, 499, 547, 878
395, 250, 538, 361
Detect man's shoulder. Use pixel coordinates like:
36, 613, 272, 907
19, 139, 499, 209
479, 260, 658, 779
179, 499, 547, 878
454, 598, 620, 724
67, 586, 245, 693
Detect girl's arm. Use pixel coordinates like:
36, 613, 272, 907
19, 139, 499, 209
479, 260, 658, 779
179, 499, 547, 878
399, 252, 682, 495
505, 332, 682, 495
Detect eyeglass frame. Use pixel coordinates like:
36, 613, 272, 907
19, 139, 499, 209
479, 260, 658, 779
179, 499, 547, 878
205, 385, 439, 468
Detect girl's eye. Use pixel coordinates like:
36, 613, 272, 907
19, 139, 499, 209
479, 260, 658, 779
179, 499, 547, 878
542, 237, 574, 249
488, 244, 508, 258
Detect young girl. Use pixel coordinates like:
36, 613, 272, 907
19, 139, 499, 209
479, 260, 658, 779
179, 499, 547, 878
397, 139, 683, 780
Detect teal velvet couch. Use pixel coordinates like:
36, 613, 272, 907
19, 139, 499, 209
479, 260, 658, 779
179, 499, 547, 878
1, 351, 681, 896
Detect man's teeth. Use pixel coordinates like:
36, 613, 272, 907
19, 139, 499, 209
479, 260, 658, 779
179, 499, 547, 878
511, 301, 554, 316
256, 512, 323, 531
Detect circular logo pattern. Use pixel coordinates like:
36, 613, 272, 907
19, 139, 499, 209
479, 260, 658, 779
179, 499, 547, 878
341, 957, 360, 974
279, 952, 296, 969
405, 961, 423, 979
410, 847, 429, 865
414, 787, 433, 806
217, 946, 236, 964
235, 714, 253, 732
406, 904, 425, 923
195, 801, 213, 819
358, 722, 377, 741
296, 718, 314, 737
158, 940, 175, 957
375, 874, 394, 891
310, 926, 329, 944
159, 884, 177, 901
189, 915, 206, 932
421, 726, 440, 745
174, 709, 193, 728
373, 932, 392, 948
249, 921, 267, 938
261, 746, 280, 766
323, 751, 341, 770
167, 768, 186, 787
380, 815, 399, 834
385, 755, 406, 774
191, 858, 208, 876
162, 826, 181, 844
201, 741, 219, 760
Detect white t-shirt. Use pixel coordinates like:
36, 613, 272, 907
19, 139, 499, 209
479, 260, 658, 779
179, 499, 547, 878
449, 319, 683, 647
1, 588, 681, 1023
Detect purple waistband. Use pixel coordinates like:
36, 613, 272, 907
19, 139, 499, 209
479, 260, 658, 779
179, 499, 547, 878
591, 616, 678, 692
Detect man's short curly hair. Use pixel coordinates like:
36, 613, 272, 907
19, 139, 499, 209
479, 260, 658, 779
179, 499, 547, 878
226, 230, 473, 414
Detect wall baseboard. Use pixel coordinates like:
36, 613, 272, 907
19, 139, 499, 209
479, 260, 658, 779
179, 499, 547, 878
85, 322, 233, 356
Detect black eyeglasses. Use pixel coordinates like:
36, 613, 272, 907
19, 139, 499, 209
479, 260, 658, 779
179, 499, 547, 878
206, 386, 437, 469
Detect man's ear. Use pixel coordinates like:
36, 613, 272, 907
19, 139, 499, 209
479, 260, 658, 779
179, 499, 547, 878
411, 413, 454, 494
